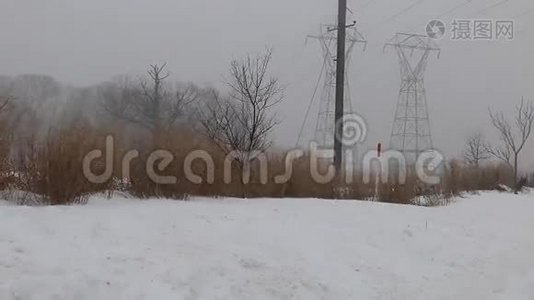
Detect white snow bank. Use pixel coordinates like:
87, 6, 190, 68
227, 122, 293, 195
0, 192, 533, 299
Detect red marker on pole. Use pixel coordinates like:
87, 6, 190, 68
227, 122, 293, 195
374, 142, 383, 201
377, 143, 382, 158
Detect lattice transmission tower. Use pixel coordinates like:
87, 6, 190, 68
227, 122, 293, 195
307, 23, 366, 148
384, 33, 440, 162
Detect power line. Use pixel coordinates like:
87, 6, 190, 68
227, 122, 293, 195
472, 0, 510, 17
386, 0, 426, 23
404, 0, 475, 35
435, 0, 475, 19
511, 7, 534, 19
360, 0, 378, 11
366, 0, 507, 49
365, 0, 474, 57
365, 0, 426, 37
511, 8, 534, 39
511, 7, 534, 30
295, 53, 328, 147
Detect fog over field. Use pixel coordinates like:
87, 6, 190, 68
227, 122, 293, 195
1, 0, 533, 167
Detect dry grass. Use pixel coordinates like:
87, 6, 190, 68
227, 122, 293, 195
12, 121, 110, 205
0, 120, 521, 205
445, 160, 514, 192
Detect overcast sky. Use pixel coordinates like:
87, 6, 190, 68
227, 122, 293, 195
1, 0, 533, 168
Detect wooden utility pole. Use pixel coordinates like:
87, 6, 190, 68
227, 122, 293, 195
334, 0, 347, 172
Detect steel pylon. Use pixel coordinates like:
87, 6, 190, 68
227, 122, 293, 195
307, 24, 366, 148
384, 33, 440, 162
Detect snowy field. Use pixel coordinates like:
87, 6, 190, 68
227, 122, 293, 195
0, 191, 533, 300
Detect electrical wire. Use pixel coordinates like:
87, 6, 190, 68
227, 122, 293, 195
510, 8, 534, 38
360, 0, 378, 11
472, 0, 510, 16
295, 52, 329, 147
435, 0, 476, 19
364, 0, 427, 37
385, 0, 426, 23
404, 0, 475, 35
511, 7, 534, 19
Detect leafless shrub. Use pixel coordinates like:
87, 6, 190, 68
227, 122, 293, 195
377, 171, 419, 205
489, 98, 534, 192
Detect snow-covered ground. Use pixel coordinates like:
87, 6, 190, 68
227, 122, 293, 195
0, 191, 533, 300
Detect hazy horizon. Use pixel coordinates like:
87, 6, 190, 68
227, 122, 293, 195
1, 0, 533, 169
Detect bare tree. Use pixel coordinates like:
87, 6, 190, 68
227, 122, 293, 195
100, 64, 198, 136
200, 49, 283, 174
0, 95, 19, 132
463, 132, 491, 167
0, 95, 13, 175
0, 96, 10, 114
4, 75, 63, 139
489, 98, 534, 191
488, 143, 512, 166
